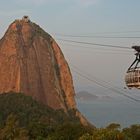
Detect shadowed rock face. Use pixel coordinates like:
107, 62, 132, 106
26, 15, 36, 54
0, 19, 76, 111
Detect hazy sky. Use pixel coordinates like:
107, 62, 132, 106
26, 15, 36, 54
1, 0, 140, 97
1, 0, 140, 34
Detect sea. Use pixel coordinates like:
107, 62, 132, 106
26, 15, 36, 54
76, 98, 140, 128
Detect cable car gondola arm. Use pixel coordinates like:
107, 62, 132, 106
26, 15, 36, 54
128, 58, 138, 71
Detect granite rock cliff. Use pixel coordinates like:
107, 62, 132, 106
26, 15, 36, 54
0, 17, 89, 126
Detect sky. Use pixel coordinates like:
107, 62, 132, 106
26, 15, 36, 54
1, 0, 140, 98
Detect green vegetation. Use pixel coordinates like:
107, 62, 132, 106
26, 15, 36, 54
0, 92, 76, 127
79, 123, 140, 140
0, 92, 139, 140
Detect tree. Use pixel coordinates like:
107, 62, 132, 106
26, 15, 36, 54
107, 123, 121, 130
123, 124, 140, 140
0, 114, 28, 140
79, 133, 93, 140
79, 127, 132, 140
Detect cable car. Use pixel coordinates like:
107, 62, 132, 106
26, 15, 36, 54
125, 46, 140, 89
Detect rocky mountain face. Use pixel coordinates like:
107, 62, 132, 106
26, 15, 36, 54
0, 17, 89, 126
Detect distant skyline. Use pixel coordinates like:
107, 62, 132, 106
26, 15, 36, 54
1, 0, 140, 98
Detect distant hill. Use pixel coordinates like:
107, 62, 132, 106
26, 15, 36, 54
100, 95, 112, 100
76, 91, 112, 102
76, 91, 98, 101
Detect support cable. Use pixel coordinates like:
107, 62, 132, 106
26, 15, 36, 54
70, 64, 140, 103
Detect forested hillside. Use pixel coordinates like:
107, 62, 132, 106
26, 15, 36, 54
0, 93, 139, 140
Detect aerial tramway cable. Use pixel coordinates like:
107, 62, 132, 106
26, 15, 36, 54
70, 64, 140, 103
59, 42, 132, 54
55, 34, 140, 39
53, 30, 140, 36
57, 39, 131, 50
56, 34, 140, 91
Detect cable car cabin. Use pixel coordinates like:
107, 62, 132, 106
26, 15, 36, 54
125, 68, 140, 89
125, 46, 140, 89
